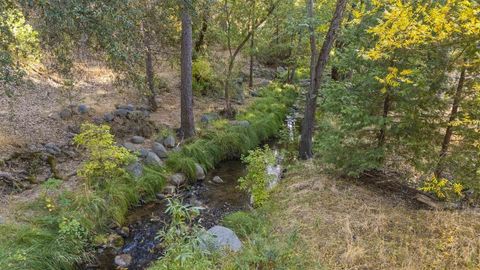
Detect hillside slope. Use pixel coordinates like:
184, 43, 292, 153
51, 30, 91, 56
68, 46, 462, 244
268, 161, 480, 269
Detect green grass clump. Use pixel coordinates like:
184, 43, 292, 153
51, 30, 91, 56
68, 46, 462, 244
165, 83, 297, 179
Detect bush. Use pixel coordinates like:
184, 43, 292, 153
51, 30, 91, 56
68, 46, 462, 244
238, 145, 276, 207
192, 57, 220, 96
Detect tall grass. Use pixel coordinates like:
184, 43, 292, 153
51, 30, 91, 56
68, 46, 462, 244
166, 83, 297, 179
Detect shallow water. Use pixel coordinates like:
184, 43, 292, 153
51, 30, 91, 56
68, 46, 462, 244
88, 159, 248, 270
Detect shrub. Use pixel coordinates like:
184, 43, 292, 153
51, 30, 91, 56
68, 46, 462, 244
74, 123, 135, 187
192, 57, 219, 96
238, 145, 276, 207
419, 174, 464, 201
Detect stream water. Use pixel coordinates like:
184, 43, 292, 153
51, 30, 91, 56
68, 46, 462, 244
86, 108, 298, 270
88, 160, 249, 270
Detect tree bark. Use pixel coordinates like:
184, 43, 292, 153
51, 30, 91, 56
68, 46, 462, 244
377, 91, 391, 148
299, 0, 347, 159
249, 0, 256, 88
194, 8, 209, 54
434, 64, 466, 178
143, 29, 157, 111
180, 5, 195, 138
223, 1, 277, 117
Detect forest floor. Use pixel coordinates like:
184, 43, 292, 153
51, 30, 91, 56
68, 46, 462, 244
267, 161, 480, 269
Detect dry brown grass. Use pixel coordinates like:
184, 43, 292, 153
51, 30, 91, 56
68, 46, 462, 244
269, 161, 480, 270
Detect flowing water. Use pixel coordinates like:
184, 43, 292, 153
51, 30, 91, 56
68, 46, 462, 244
87, 108, 298, 270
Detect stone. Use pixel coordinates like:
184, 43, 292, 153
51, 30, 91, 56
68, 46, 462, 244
106, 233, 124, 249
78, 104, 89, 114
267, 164, 282, 189
114, 108, 129, 118
118, 104, 135, 111
0, 172, 14, 182
138, 148, 149, 158
200, 113, 220, 123
212, 176, 224, 184
114, 254, 132, 268
119, 227, 130, 238
152, 142, 168, 158
231, 120, 250, 128
59, 109, 73, 120
103, 112, 114, 122
126, 161, 143, 178
127, 110, 145, 121
163, 135, 176, 148
145, 152, 164, 167
195, 163, 205, 180
92, 116, 103, 124
0, 215, 4, 224
45, 143, 61, 155
163, 185, 176, 194
200, 226, 242, 252
156, 193, 166, 200
131, 136, 145, 144
123, 142, 136, 152
170, 173, 186, 186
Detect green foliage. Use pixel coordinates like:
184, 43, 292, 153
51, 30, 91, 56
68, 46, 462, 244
219, 209, 317, 269
239, 146, 275, 207
165, 84, 297, 179
149, 199, 214, 270
0, 0, 40, 89
74, 123, 135, 187
419, 175, 464, 201
192, 57, 220, 96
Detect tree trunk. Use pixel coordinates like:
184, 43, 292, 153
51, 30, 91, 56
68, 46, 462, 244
141, 23, 157, 111
194, 10, 209, 54
434, 65, 466, 178
180, 6, 195, 138
249, 0, 256, 88
299, 0, 347, 160
377, 91, 391, 148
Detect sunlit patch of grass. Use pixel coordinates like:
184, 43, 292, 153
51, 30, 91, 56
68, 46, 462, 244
269, 161, 480, 269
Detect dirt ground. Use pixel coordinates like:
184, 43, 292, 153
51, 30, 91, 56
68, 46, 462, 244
270, 161, 480, 269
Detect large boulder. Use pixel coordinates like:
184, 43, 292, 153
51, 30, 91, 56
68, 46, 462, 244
145, 152, 164, 167
114, 254, 132, 268
131, 136, 145, 144
103, 112, 115, 122
170, 173, 186, 186
163, 135, 176, 148
123, 142, 137, 152
152, 142, 168, 158
114, 108, 129, 118
230, 120, 250, 128
201, 226, 242, 252
200, 113, 220, 123
126, 161, 143, 178
195, 163, 206, 180
45, 143, 61, 155
78, 104, 89, 114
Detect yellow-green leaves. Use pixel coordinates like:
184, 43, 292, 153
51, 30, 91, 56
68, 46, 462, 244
74, 123, 135, 186
375, 67, 413, 93
365, 0, 480, 60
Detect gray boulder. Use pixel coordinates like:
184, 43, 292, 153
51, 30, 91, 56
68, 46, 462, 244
45, 143, 61, 155
231, 120, 250, 128
201, 226, 242, 252
114, 254, 132, 268
103, 112, 114, 122
212, 176, 224, 184
200, 113, 220, 123
127, 110, 145, 121
78, 104, 89, 114
163, 135, 176, 148
195, 163, 206, 180
123, 142, 137, 152
131, 136, 145, 144
59, 109, 73, 120
138, 148, 149, 158
145, 152, 164, 167
152, 142, 168, 158
114, 108, 129, 118
118, 104, 135, 111
170, 173, 186, 186
126, 161, 143, 178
